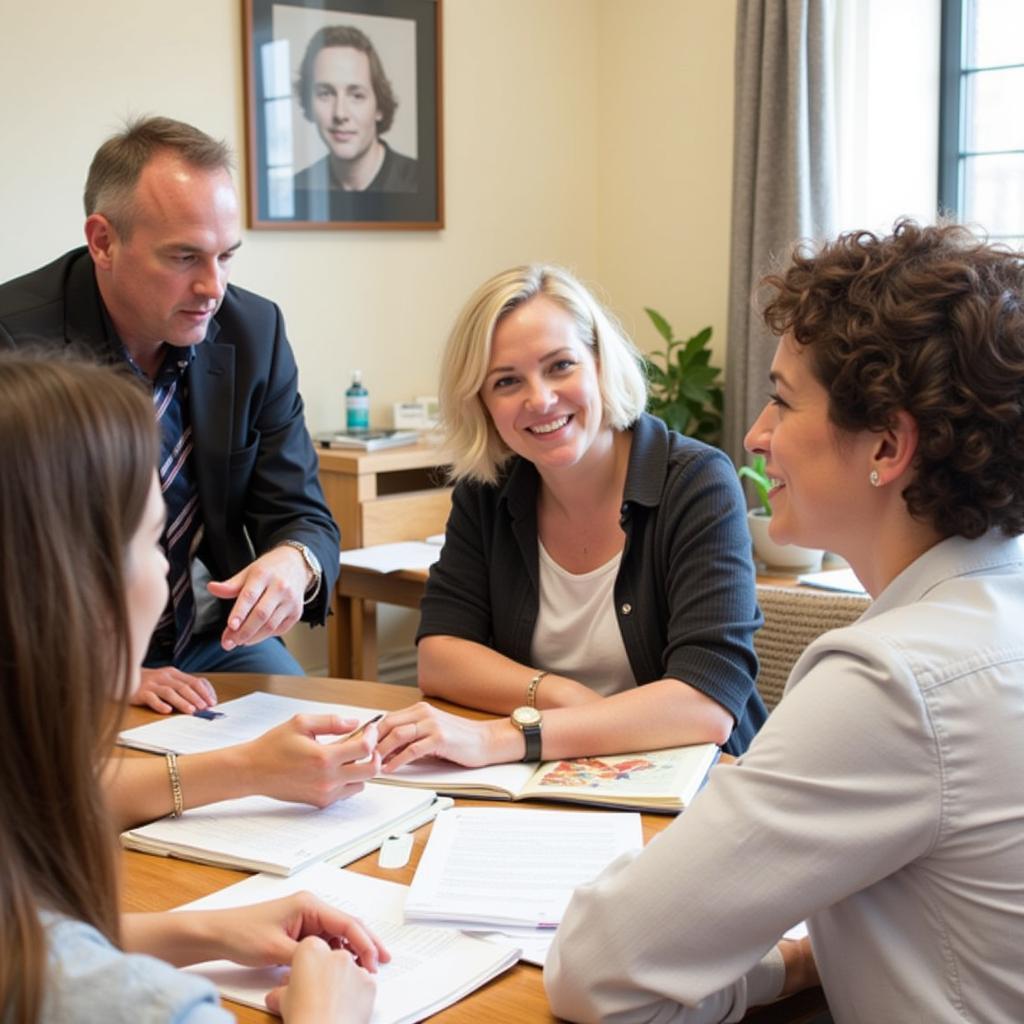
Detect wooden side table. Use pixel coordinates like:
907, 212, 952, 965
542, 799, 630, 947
316, 441, 452, 678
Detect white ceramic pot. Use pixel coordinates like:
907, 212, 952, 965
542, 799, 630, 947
746, 509, 824, 573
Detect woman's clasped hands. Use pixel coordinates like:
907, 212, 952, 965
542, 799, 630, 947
189, 892, 389, 1023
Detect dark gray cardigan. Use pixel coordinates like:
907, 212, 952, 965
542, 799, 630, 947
417, 414, 766, 755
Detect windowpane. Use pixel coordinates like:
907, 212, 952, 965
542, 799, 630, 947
961, 153, 1024, 235
963, 67, 1024, 150
965, 0, 1024, 68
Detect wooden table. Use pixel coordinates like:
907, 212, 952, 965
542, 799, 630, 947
120, 674, 827, 1023
334, 565, 431, 679
316, 442, 452, 678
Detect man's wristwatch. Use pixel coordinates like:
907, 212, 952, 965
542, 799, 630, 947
511, 706, 543, 763
280, 540, 323, 604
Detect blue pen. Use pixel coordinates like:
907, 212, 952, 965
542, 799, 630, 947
192, 708, 225, 720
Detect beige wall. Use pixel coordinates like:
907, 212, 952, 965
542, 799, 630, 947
596, 0, 736, 363
0, 0, 738, 672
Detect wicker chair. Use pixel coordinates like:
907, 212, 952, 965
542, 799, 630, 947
753, 584, 871, 710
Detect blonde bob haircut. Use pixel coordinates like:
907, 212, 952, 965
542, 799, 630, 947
438, 265, 648, 485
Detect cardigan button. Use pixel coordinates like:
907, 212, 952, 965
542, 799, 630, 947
621, 602, 632, 615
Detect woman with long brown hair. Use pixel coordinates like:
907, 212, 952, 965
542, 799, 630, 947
0, 353, 384, 1023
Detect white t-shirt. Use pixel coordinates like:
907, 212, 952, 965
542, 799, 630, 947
530, 541, 635, 695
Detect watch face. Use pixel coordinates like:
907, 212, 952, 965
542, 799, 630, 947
512, 706, 542, 727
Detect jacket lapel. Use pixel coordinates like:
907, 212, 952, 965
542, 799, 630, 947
64, 255, 114, 359
189, 322, 235, 536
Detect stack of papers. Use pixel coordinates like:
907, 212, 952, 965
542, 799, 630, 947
315, 429, 420, 451
339, 540, 443, 574
179, 863, 520, 1023
121, 786, 441, 875
404, 806, 642, 936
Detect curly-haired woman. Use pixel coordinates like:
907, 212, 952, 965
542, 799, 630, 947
546, 221, 1024, 1023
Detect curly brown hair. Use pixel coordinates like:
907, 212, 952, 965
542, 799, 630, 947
760, 219, 1024, 539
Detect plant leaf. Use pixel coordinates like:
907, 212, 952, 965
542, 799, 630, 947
644, 307, 674, 343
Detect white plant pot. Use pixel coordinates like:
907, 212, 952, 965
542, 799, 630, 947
746, 509, 823, 573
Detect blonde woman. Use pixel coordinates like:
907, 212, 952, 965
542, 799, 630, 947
377, 265, 765, 771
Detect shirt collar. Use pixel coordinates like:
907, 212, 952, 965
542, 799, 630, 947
866, 530, 1024, 621
497, 414, 663, 519
97, 299, 194, 384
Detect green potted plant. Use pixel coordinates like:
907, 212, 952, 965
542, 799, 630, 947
738, 455, 823, 572
642, 308, 723, 447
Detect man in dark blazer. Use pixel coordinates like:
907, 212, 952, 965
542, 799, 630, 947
0, 117, 340, 713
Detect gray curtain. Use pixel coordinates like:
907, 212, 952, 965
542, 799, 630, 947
724, 0, 837, 467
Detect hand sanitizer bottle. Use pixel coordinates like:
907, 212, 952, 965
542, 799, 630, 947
345, 370, 370, 432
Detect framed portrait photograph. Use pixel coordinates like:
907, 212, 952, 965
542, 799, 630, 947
243, 0, 443, 230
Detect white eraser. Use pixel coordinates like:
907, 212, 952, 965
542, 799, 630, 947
378, 832, 414, 869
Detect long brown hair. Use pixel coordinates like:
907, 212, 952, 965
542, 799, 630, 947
0, 354, 159, 1022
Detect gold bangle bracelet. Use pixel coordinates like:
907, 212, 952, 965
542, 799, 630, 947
165, 751, 184, 818
526, 670, 549, 708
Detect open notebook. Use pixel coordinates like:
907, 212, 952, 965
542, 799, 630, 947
117, 691, 386, 755
121, 785, 442, 876
377, 742, 720, 814
177, 863, 519, 1024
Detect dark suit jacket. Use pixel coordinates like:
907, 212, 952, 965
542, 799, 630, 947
0, 247, 340, 626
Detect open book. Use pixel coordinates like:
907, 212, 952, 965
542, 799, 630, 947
121, 785, 442, 876
177, 863, 520, 1024
376, 742, 720, 814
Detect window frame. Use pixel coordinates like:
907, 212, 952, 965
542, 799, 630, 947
937, 0, 963, 215
938, 0, 1024, 235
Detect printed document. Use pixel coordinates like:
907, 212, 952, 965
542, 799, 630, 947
405, 806, 643, 929
179, 863, 519, 1023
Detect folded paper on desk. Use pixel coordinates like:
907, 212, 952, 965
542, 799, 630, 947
797, 567, 868, 594
178, 863, 520, 1024
405, 807, 643, 931
117, 691, 386, 755
121, 785, 441, 876
339, 540, 443, 573
376, 742, 719, 814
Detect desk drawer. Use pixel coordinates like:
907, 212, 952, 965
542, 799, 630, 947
360, 487, 453, 546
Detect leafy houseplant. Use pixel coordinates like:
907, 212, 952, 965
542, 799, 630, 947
738, 454, 772, 515
738, 455, 824, 572
642, 308, 723, 448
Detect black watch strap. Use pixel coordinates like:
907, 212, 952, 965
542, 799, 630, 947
520, 721, 542, 762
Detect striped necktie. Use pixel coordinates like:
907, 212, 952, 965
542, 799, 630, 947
151, 359, 202, 660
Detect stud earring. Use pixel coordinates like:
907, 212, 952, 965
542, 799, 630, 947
869, 469, 881, 487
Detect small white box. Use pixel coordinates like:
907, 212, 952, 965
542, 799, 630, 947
393, 397, 439, 430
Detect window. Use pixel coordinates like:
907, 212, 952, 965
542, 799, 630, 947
939, 0, 1024, 247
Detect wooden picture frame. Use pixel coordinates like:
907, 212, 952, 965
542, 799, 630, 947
242, 0, 443, 230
